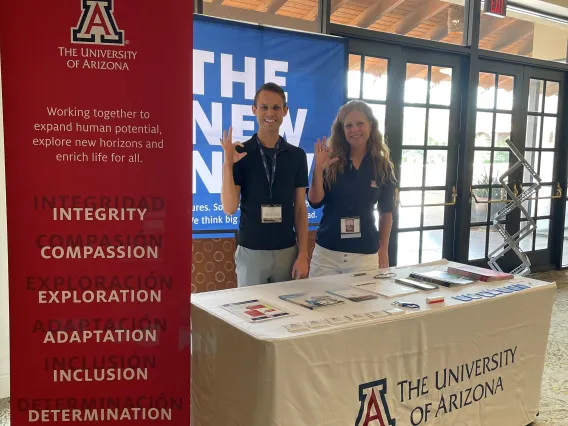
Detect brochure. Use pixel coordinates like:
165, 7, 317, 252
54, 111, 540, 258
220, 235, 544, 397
345, 313, 371, 321
327, 316, 352, 325
350, 280, 419, 298
306, 319, 331, 329
283, 322, 309, 332
221, 299, 295, 323
409, 271, 474, 287
279, 292, 346, 310
327, 288, 378, 302
367, 311, 389, 319
446, 265, 513, 282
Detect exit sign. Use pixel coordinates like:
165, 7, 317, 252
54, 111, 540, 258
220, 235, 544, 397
484, 0, 507, 17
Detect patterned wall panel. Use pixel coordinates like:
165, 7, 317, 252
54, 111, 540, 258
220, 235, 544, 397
191, 238, 238, 294
192, 231, 318, 294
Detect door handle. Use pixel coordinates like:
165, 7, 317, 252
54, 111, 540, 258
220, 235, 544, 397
470, 184, 518, 204
396, 186, 457, 208
520, 182, 562, 200
471, 183, 562, 203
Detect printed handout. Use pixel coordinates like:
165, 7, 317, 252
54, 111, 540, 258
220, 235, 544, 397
221, 299, 296, 323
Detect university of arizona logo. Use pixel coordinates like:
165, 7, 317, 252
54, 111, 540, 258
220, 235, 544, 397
71, 0, 124, 45
355, 379, 396, 426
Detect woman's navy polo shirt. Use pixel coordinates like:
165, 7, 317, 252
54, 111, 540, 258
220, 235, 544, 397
309, 154, 395, 254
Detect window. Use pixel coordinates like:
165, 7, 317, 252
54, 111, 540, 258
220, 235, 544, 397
520, 79, 560, 253
347, 54, 388, 132
469, 72, 514, 261
397, 63, 453, 265
203, 0, 320, 33
479, 5, 568, 63
330, 0, 466, 46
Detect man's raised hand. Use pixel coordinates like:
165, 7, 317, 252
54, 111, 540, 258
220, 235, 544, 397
221, 127, 247, 165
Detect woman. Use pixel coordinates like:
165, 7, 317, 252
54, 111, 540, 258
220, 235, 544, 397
308, 100, 396, 277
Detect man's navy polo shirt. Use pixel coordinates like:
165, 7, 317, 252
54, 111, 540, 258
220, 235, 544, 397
309, 154, 395, 254
233, 134, 308, 251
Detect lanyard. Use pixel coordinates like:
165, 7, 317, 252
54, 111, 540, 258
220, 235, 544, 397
257, 138, 281, 203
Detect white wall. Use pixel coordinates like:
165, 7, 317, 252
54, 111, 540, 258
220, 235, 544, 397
534, 23, 568, 61
0, 58, 10, 399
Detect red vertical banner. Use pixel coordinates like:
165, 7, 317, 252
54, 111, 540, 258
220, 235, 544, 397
0, 1, 192, 425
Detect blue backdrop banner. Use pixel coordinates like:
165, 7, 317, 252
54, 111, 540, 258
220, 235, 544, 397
193, 15, 347, 232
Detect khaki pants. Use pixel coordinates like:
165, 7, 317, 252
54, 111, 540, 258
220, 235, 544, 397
235, 245, 298, 287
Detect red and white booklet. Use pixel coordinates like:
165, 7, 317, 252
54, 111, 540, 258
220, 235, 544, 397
446, 264, 513, 282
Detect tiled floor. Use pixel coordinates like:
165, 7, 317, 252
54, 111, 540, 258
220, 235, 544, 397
529, 269, 568, 426
1, 270, 567, 425
0, 398, 7, 426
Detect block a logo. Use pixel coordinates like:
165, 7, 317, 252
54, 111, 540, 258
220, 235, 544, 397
72, 0, 124, 46
355, 379, 396, 426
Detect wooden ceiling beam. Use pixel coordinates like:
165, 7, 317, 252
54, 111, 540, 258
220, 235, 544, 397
498, 78, 514, 92
428, 5, 468, 41
430, 21, 449, 41
348, 56, 362, 71
330, 0, 350, 14
406, 64, 429, 80
498, 75, 514, 89
255, 0, 269, 11
304, 6, 318, 21
365, 62, 389, 77
491, 21, 533, 51
389, 0, 450, 35
477, 73, 496, 89
516, 36, 533, 56
352, 0, 407, 29
431, 67, 452, 84
479, 16, 514, 40
263, 0, 288, 14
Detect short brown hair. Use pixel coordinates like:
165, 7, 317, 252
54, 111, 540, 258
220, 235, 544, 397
253, 82, 286, 107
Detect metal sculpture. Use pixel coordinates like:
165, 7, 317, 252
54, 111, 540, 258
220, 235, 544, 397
487, 139, 541, 276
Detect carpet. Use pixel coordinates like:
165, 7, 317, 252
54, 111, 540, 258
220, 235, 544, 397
0, 271, 567, 425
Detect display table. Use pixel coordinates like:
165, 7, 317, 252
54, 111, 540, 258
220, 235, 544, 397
190, 260, 555, 426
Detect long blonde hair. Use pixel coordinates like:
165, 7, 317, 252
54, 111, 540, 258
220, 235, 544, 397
324, 100, 396, 188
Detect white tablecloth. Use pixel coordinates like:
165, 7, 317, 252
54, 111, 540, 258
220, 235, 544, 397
190, 260, 555, 426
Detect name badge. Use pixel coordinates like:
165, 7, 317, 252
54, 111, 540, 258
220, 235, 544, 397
341, 216, 361, 239
261, 205, 282, 223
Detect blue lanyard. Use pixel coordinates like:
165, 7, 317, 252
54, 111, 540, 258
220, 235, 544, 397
257, 138, 280, 203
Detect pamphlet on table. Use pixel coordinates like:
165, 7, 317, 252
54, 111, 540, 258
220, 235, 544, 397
279, 292, 345, 310
221, 299, 296, 322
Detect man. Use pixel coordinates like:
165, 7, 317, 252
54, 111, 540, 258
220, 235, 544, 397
220, 82, 309, 287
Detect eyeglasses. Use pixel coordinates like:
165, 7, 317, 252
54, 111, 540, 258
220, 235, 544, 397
256, 104, 286, 112
373, 272, 396, 279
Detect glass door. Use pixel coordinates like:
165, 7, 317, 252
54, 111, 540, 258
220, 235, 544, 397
347, 40, 463, 266
468, 61, 564, 271
396, 54, 461, 266
468, 65, 522, 266
519, 73, 563, 269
